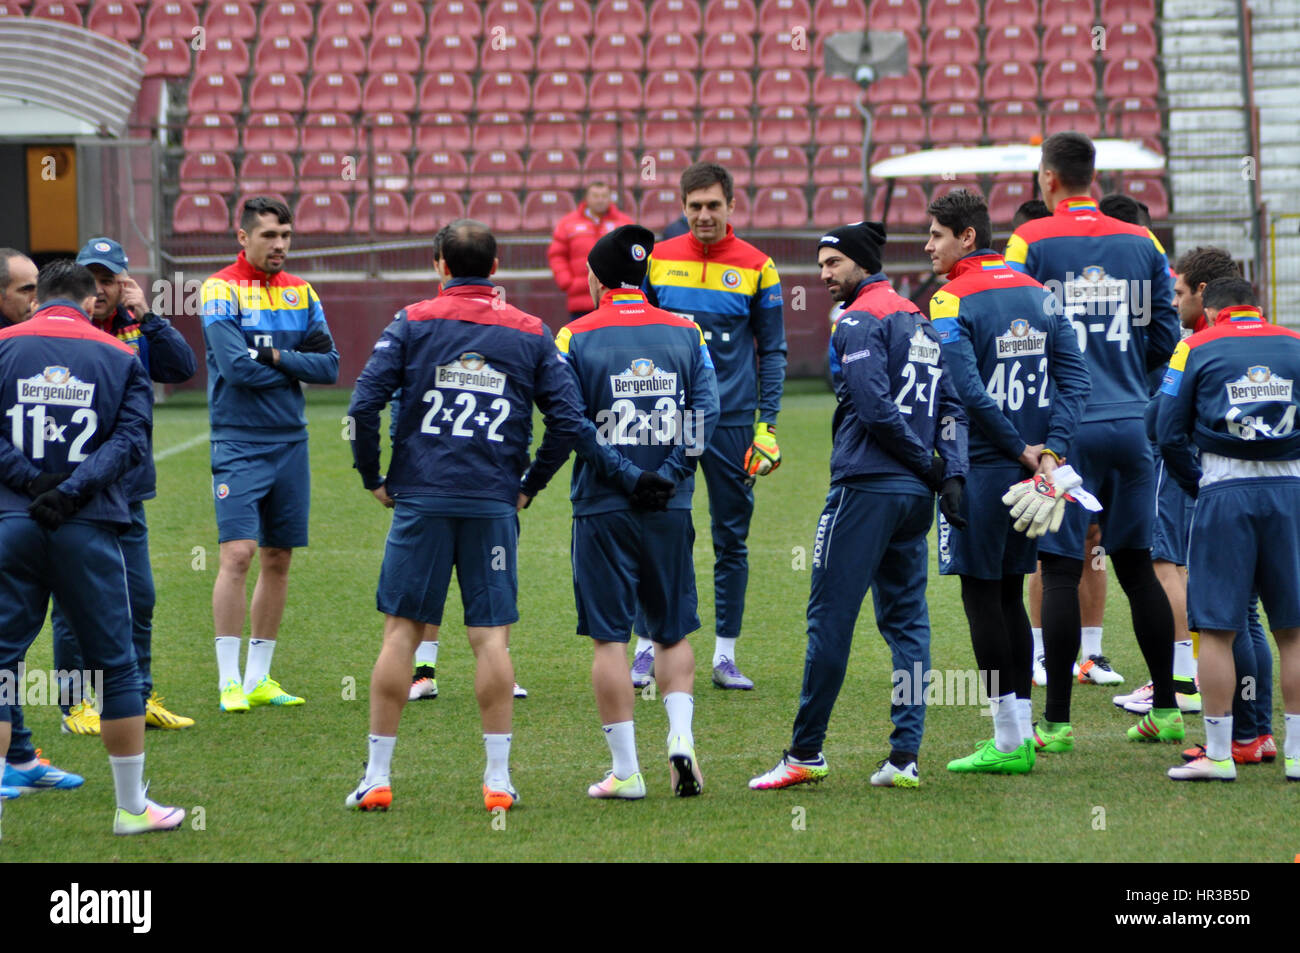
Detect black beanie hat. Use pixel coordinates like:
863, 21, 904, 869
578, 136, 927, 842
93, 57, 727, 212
817, 221, 888, 275
589, 224, 655, 291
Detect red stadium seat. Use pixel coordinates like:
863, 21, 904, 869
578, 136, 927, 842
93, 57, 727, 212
539, 0, 592, 34
648, 32, 702, 71
759, 0, 811, 31
298, 152, 354, 192
411, 191, 467, 233
869, 182, 928, 223
356, 151, 411, 192
362, 111, 413, 151
194, 37, 248, 77
812, 71, 860, 108
537, 34, 590, 72
420, 74, 475, 112
467, 190, 523, 232
525, 148, 582, 190
701, 70, 754, 107
698, 31, 750, 70
647, 0, 700, 35
179, 152, 236, 193
243, 111, 299, 152
699, 106, 755, 148
814, 104, 863, 145
239, 151, 295, 193
483, 0, 536, 35
412, 150, 469, 190
985, 0, 1037, 28
173, 193, 229, 234
144, 0, 197, 40
752, 145, 809, 188
926, 0, 978, 28
929, 177, 982, 202
642, 111, 697, 151
479, 32, 535, 70
354, 191, 411, 233
983, 61, 1039, 102
87, 2, 141, 42
530, 112, 582, 149
1104, 22, 1157, 60
31, 1, 81, 26
1119, 176, 1168, 220
142, 37, 192, 77
307, 72, 362, 112
985, 25, 1039, 66
521, 190, 577, 232
415, 112, 470, 152
925, 64, 980, 103
1042, 58, 1096, 100
533, 72, 587, 113
699, 145, 752, 186
583, 147, 636, 180
864, 67, 922, 106
813, 185, 865, 225
429, 0, 481, 36
1103, 59, 1160, 98
987, 100, 1043, 143
1101, 0, 1153, 23
924, 26, 980, 66
253, 36, 308, 74
755, 68, 812, 107
258, 1, 311, 36
372, 0, 423, 35
184, 114, 237, 152
928, 101, 983, 145
1042, 24, 1087, 63
303, 112, 359, 153
249, 71, 305, 112
470, 112, 527, 151
312, 35, 367, 74
757, 31, 813, 70
588, 72, 642, 112
594, 0, 645, 36
816, 0, 868, 29
201, 0, 255, 41
643, 70, 698, 110
1044, 97, 1101, 136
757, 105, 812, 145
294, 192, 352, 234
1041, 0, 1094, 28
729, 189, 751, 229
369, 34, 421, 73
591, 33, 644, 71
187, 71, 242, 114
640, 146, 692, 185
987, 181, 1035, 223
476, 71, 531, 111
1107, 97, 1161, 138
751, 187, 808, 228
317, 0, 370, 38
363, 72, 417, 112
639, 189, 682, 229
811, 144, 861, 187
869, 142, 920, 172
704, 0, 757, 32
425, 33, 479, 71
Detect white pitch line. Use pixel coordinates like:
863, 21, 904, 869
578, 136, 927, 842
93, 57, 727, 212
154, 431, 210, 461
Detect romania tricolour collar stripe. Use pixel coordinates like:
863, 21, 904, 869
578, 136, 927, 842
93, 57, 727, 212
980, 259, 1005, 270
1225, 306, 1263, 322
1065, 198, 1099, 212
611, 293, 643, 304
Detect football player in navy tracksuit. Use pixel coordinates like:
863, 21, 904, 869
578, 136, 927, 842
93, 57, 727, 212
346, 220, 586, 813
923, 190, 1090, 776
751, 222, 968, 792
558, 225, 719, 800
1006, 132, 1182, 751
1157, 278, 1300, 783
0, 261, 183, 837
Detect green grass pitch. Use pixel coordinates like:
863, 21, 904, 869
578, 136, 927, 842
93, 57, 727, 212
2, 382, 1294, 862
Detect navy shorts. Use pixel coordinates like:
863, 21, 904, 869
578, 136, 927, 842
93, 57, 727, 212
376, 504, 519, 627
939, 463, 1038, 579
211, 439, 310, 548
1151, 452, 1194, 566
572, 509, 700, 646
1039, 418, 1154, 559
1187, 478, 1300, 631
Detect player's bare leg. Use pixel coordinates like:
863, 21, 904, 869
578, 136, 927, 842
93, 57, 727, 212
588, 640, 644, 798
1277, 629, 1300, 780
410, 622, 440, 700
213, 539, 255, 709
242, 546, 301, 704
1077, 526, 1121, 684
348, 613, 420, 811
1028, 563, 1046, 684
654, 638, 703, 796
467, 625, 516, 809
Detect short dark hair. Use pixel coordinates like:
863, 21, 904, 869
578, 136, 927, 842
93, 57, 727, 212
37, 259, 96, 304
1011, 200, 1050, 229
240, 196, 292, 233
680, 162, 734, 203
927, 188, 992, 251
441, 219, 497, 278
1098, 193, 1150, 227
430, 224, 451, 264
1202, 276, 1257, 311
1174, 246, 1238, 294
1041, 131, 1096, 193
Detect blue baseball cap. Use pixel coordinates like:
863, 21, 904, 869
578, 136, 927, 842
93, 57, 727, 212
76, 237, 129, 274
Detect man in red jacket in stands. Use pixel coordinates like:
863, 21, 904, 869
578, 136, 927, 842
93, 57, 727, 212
547, 181, 632, 320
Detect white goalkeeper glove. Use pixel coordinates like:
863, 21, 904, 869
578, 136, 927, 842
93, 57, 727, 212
1001, 465, 1100, 538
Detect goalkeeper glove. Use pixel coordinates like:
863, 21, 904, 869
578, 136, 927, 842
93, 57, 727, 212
938, 477, 967, 529
298, 328, 334, 353
28, 488, 79, 530
1002, 465, 1092, 538
629, 471, 675, 511
744, 422, 781, 477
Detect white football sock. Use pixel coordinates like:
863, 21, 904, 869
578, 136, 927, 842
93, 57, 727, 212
713, 637, 737, 667
1204, 715, 1232, 762
1017, 698, 1034, 742
215, 636, 241, 688
990, 693, 1020, 752
663, 692, 694, 750
635, 637, 655, 656
1173, 640, 1196, 680
1080, 627, 1103, 660
415, 641, 439, 667
483, 733, 512, 786
109, 753, 146, 814
1285, 713, 1300, 759
1031, 627, 1044, 659
243, 638, 275, 692
602, 721, 639, 779
364, 735, 395, 785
